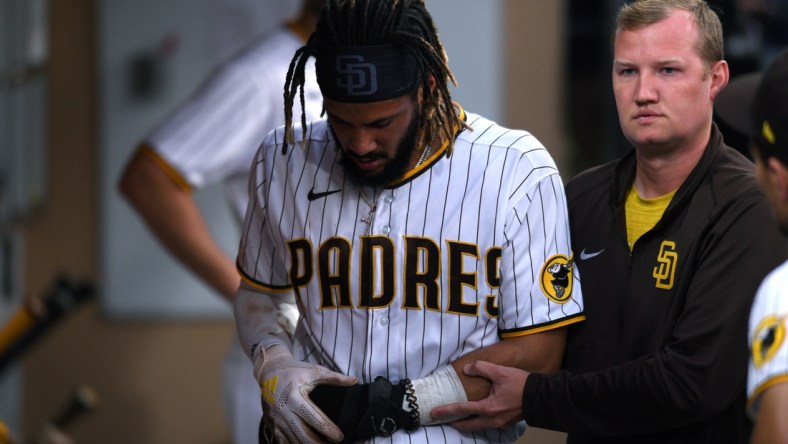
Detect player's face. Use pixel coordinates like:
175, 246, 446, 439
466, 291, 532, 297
325, 93, 422, 187
612, 10, 728, 154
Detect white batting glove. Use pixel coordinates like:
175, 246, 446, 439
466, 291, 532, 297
254, 344, 358, 443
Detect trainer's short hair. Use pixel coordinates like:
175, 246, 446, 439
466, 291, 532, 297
615, 0, 724, 69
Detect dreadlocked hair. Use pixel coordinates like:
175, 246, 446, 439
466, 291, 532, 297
283, 0, 466, 156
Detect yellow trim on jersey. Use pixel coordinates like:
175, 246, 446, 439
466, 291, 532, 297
625, 185, 675, 250
238, 265, 294, 294
499, 313, 586, 339
138, 144, 193, 193
747, 374, 788, 414
393, 106, 468, 185
405, 133, 449, 176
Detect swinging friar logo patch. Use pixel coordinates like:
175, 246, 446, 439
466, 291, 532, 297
752, 315, 786, 367
540, 254, 574, 304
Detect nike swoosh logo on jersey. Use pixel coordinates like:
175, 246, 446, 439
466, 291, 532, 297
579, 248, 605, 261
307, 187, 342, 201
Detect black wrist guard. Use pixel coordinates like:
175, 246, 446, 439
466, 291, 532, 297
309, 376, 420, 442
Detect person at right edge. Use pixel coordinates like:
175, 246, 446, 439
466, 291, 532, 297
431, 1, 788, 443
715, 48, 788, 444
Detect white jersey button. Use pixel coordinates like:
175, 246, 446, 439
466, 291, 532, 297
379, 316, 390, 327
382, 225, 391, 235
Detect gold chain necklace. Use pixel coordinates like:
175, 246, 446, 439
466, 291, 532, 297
415, 141, 432, 167
415, 128, 437, 167
359, 188, 376, 235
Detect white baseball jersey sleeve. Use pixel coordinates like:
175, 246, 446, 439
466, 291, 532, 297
237, 109, 585, 443
747, 259, 788, 418
144, 25, 323, 217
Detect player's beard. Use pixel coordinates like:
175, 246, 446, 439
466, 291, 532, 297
335, 111, 421, 188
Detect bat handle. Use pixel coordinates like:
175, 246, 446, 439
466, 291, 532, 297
51, 385, 99, 430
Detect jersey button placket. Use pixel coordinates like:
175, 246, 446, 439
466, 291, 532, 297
379, 191, 394, 236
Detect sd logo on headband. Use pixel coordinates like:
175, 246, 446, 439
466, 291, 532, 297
336, 55, 378, 97
316, 44, 421, 103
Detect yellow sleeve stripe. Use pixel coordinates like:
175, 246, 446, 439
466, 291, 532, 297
238, 264, 294, 294
747, 374, 788, 413
138, 144, 193, 193
499, 313, 586, 339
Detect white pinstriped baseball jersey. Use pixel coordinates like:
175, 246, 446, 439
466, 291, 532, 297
747, 260, 788, 418
145, 25, 323, 218
237, 108, 585, 443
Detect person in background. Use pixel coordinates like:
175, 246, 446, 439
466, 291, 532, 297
118, 1, 325, 442
432, 1, 787, 442
715, 47, 788, 444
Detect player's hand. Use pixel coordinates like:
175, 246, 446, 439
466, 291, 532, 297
254, 344, 357, 443
309, 376, 420, 441
430, 361, 527, 431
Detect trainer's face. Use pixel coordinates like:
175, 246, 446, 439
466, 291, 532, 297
325, 94, 421, 187
612, 10, 728, 154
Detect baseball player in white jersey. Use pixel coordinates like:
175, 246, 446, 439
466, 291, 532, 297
118, 2, 324, 443
748, 263, 788, 429
715, 48, 788, 443
742, 50, 788, 444
232, 1, 585, 443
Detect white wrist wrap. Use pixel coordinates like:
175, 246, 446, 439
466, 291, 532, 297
234, 284, 299, 359
408, 365, 468, 425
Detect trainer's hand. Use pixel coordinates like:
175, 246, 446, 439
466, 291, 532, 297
254, 344, 357, 443
430, 361, 527, 431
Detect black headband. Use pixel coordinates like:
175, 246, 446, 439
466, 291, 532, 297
315, 44, 421, 103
